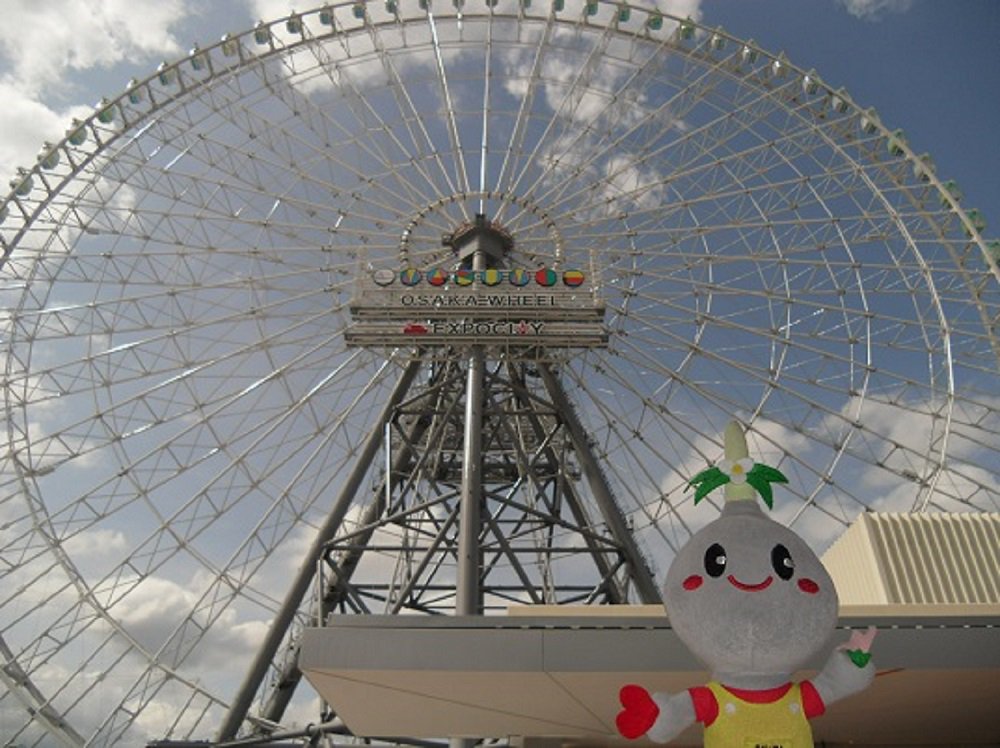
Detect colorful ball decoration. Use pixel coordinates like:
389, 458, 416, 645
483, 268, 502, 286
427, 268, 448, 286
372, 268, 396, 286
563, 269, 585, 287
535, 267, 558, 287
400, 268, 422, 286
509, 268, 531, 287
455, 268, 475, 286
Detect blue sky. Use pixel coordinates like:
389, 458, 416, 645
0, 0, 996, 238
705, 0, 1000, 226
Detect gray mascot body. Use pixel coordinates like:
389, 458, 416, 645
617, 422, 876, 748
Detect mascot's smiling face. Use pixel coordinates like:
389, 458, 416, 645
664, 500, 838, 681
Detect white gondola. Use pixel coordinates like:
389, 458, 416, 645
768, 54, 789, 78
126, 78, 147, 104
157, 62, 178, 86
190, 45, 208, 71
66, 119, 87, 146
802, 70, 820, 95
37, 143, 60, 170
11, 169, 33, 196
254, 21, 272, 45
741, 41, 758, 66
830, 87, 850, 113
220, 33, 239, 57
710, 30, 726, 50
96, 98, 116, 124
859, 108, 880, 134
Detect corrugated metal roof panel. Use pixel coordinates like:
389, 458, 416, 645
823, 512, 1000, 605
821, 513, 889, 604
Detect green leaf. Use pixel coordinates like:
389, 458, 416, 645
746, 474, 774, 509
689, 467, 729, 504
846, 649, 872, 668
689, 466, 721, 486
747, 463, 789, 484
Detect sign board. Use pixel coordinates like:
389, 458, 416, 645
345, 267, 608, 349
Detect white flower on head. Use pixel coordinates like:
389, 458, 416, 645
718, 457, 754, 485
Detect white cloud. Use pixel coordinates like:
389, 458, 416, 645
244, 0, 300, 24
816, 392, 1000, 518
658, 0, 703, 20
0, 82, 86, 182
0, 0, 190, 180
0, 0, 188, 95
837, 0, 914, 21
602, 153, 667, 212
107, 573, 269, 673
62, 527, 129, 558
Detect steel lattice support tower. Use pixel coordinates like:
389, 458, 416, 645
217, 221, 659, 740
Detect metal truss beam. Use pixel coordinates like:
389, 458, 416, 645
216, 358, 424, 741
537, 363, 662, 604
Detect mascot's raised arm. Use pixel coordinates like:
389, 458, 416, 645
616, 421, 876, 748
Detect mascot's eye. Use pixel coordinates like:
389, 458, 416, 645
771, 543, 795, 581
704, 543, 727, 577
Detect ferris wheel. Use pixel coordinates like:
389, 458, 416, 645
1, 1, 998, 745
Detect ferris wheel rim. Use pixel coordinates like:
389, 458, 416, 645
1, 2, 996, 270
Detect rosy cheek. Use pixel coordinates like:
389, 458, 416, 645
682, 574, 704, 591
798, 578, 820, 594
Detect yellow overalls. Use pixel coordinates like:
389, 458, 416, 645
702, 681, 814, 748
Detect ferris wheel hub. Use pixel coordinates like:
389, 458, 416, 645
443, 213, 514, 269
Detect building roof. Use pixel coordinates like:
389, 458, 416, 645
301, 512, 1000, 745
822, 512, 1000, 605
301, 607, 1000, 746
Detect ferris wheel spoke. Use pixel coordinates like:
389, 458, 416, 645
1, 340, 376, 660
114, 114, 418, 241
492, 15, 553, 219
533, 100, 853, 228
425, 9, 472, 207
249, 47, 446, 218
604, 335, 862, 528
498, 13, 620, 212
520, 58, 808, 217
4, 290, 348, 473
22, 354, 399, 743
611, 317, 978, 511
4, 340, 376, 656
125, 95, 421, 248
316, 10, 468, 205
556, 360, 704, 544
